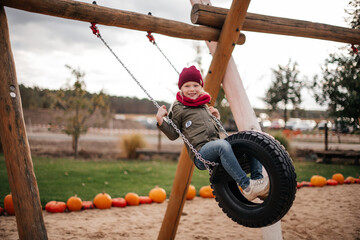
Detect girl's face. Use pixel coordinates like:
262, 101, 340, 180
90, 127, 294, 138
181, 81, 202, 99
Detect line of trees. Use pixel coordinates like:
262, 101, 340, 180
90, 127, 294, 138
19, 84, 169, 114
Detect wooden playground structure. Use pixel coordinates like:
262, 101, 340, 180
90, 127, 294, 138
0, 0, 359, 239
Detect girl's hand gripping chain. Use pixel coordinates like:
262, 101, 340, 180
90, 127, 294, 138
208, 106, 220, 120
156, 105, 168, 126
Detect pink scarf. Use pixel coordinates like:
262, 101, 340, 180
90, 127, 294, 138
176, 92, 211, 107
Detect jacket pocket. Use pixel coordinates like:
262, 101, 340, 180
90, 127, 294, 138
187, 125, 207, 145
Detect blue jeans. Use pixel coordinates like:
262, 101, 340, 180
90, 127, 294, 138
194, 139, 263, 189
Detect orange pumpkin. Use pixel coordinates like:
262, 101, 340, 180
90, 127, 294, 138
332, 173, 344, 184
93, 193, 112, 209
45, 201, 67, 213
186, 185, 196, 200
67, 195, 82, 211
149, 186, 167, 203
125, 192, 140, 206
310, 175, 327, 187
4, 193, 15, 215
199, 186, 215, 198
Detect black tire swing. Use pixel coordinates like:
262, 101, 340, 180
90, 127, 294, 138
210, 131, 297, 228
89, 21, 297, 228
144, 29, 297, 228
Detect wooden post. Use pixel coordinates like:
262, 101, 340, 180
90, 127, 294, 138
0, 6, 48, 240
0, 0, 245, 45
191, 4, 360, 44
158, 146, 195, 240
204, 0, 251, 105
325, 123, 328, 151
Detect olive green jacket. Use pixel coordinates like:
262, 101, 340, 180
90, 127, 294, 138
157, 100, 220, 160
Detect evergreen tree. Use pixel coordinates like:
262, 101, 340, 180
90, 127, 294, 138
312, 0, 360, 129
263, 59, 304, 123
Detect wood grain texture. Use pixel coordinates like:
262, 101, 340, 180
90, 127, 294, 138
158, 146, 195, 240
0, 0, 245, 45
159, 1, 251, 238
191, 4, 360, 44
0, 6, 48, 240
204, 0, 251, 106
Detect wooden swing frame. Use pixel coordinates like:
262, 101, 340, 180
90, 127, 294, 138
0, 0, 359, 239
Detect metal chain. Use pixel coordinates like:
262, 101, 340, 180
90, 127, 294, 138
97, 35, 161, 109
212, 116, 229, 137
91, 28, 216, 174
146, 32, 229, 137
153, 42, 180, 75
146, 13, 180, 75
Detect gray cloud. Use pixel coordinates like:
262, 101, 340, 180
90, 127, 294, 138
5, 0, 191, 55
6, 7, 129, 54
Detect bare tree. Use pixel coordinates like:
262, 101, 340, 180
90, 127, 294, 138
55, 65, 109, 158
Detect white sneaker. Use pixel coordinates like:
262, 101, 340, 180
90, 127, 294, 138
242, 177, 270, 201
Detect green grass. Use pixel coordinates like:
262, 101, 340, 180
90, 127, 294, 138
1, 154, 359, 207
293, 161, 360, 182
0, 154, 209, 207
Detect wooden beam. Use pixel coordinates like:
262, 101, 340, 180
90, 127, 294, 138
158, 146, 194, 240
191, 4, 360, 44
0, 6, 48, 240
0, 0, 245, 45
205, 0, 251, 106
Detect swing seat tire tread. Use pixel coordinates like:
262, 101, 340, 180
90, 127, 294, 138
211, 131, 297, 228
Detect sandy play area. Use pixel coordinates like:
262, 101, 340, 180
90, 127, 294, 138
0, 184, 359, 240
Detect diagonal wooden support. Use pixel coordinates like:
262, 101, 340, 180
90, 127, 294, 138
0, 6, 48, 240
158, 146, 194, 240
204, 0, 251, 105
158, 1, 250, 239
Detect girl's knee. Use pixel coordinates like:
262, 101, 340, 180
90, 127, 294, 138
219, 139, 232, 151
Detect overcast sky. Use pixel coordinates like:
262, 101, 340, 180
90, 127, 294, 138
4, 0, 352, 111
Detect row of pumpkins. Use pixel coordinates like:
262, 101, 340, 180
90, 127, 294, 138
297, 173, 360, 188
0, 185, 215, 216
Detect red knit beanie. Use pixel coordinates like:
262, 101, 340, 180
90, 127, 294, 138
178, 65, 203, 89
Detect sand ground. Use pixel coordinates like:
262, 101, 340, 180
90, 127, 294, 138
1, 184, 359, 240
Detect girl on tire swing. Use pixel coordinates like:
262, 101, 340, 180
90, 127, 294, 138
156, 65, 269, 201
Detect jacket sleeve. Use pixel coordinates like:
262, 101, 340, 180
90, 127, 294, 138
157, 103, 181, 141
